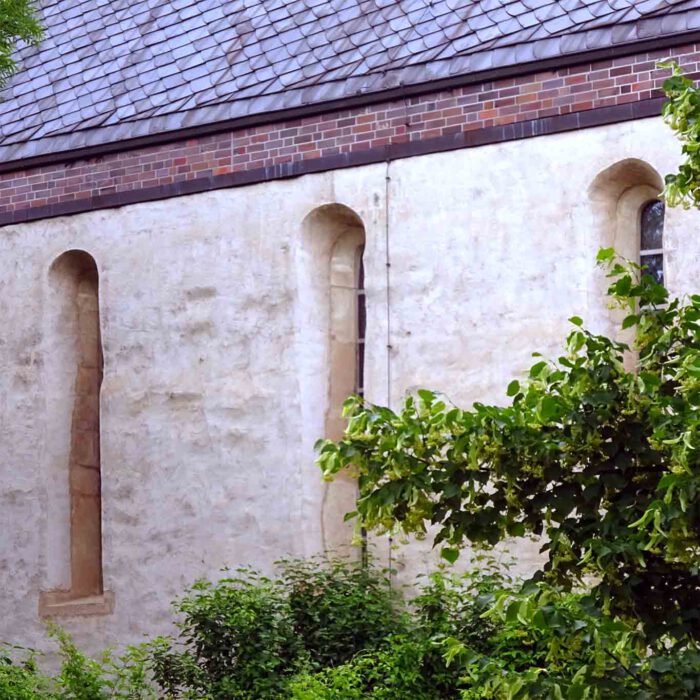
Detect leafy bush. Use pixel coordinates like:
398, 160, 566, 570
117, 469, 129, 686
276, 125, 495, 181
149, 567, 299, 699
413, 554, 509, 650
0, 625, 155, 699
450, 582, 700, 700
280, 555, 405, 669
0, 648, 54, 700
288, 635, 439, 700
286, 556, 516, 700
149, 556, 406, 699
5, 554, 700, 698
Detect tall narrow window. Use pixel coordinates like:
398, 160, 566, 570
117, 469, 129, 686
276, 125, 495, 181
640, 200, 665, 286
356, 247, 366, 399
41, 251, 111, 617
355, 246, 367, 562
301, 204, 366, 554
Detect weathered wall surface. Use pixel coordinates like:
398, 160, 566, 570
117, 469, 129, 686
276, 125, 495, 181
0, 116, 695, 653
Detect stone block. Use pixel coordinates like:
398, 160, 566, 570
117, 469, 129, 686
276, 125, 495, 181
70, 493, 103, 596
75, 367, 101, 397
71, 429, 99, 467
72, 393, 99, 431
70, 464, 100, 496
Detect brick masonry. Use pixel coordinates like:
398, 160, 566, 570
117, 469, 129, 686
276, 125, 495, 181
2, 43, 699, 224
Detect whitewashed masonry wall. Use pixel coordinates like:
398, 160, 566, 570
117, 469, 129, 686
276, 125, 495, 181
0, 116, 695, 654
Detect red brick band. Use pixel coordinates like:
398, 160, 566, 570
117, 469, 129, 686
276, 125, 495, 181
0, 43, 697, 226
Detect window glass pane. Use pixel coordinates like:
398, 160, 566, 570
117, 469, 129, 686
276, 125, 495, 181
641, 253, 664, 286
640, 200, 664, 251
356, 341, 365, 396
356, 249, 366, 397
357, 292, 366, 341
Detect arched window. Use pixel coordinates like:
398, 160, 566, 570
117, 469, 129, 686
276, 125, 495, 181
589, 159, 665, 336
640, 200, 665, 286
41, 251, 112, 617
300, 204, 366, 554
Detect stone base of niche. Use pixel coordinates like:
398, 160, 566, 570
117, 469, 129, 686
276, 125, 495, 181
39, 590, 115, 618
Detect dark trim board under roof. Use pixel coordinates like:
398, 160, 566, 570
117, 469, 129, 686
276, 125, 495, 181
0, 0, 699, 168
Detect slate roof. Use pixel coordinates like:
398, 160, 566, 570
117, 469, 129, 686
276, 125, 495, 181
1, 0, 699, 164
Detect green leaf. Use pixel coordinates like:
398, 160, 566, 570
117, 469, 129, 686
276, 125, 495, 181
596, 247, 615, 263
538, 396, 560, 422
569, 316, 583, 327
417, 389, 435, 404
650, 656, 674, 673
621, 314, 639, 329
530, 361, 547, 378
440, 548, 460, 564
507, 522, 526, 537
507, 380, 521, 397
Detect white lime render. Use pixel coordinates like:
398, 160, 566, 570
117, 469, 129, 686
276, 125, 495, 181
0, 116, 694, 652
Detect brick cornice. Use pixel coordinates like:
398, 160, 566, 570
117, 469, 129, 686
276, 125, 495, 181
0, 98, 665, 228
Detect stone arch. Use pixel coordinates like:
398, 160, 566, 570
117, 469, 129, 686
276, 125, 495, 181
41, 250, 108, 615
299, 203, 366, 554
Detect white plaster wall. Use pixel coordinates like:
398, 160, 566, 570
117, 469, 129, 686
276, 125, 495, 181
0, 116, 696, 654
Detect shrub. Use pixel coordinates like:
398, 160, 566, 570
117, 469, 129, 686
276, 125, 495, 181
413, 554, 512, 650
149, 567, 300, 699
288, 636, 438, 700
449, 582, 700, 699
287, 555, 512, 700
0, 626, 156, 700
149, 555, 403, 698
279, 555, 406, 670
0, 648, 54, 700
10, 554, 698, 698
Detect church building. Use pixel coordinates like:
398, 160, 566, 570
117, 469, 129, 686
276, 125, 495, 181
1, 0, 699, 652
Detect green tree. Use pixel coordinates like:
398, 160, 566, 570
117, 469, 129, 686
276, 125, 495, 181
317, 65, 700, 697
663, 61, 700, 210
319, 257, 700, 640
0, 0, 41, 88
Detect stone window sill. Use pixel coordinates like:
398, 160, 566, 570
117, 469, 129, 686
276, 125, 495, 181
39, 590, 114, 618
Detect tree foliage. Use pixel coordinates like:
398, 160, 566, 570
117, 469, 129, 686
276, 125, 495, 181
662, 60, 700, 209
0, 0, 41, 88
317, 66, 700, 696
319, 252, 700, 643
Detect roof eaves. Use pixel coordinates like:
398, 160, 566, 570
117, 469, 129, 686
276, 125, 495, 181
1, 25, 698, 171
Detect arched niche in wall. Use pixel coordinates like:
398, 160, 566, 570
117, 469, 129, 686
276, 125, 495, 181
589, 159, 665, 342
40, 250, 113, 617
589, 158, 664, 260
299, 203, 366, 555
